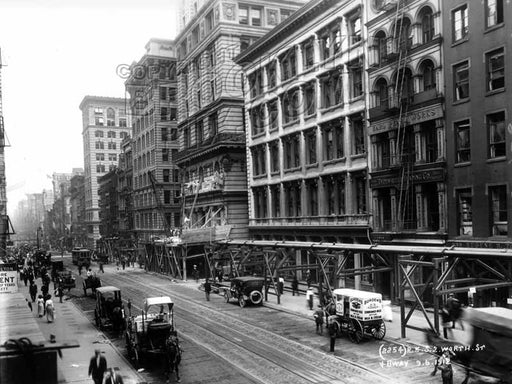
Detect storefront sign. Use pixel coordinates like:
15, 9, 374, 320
370, 168, 445, 188
0, 264, 18, 293
369, 105, 443, 135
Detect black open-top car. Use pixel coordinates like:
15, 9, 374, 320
224, 276, 264, 307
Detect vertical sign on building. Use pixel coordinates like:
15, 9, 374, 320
0, 263, 17, 293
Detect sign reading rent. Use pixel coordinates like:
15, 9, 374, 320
0, 263, 18, 293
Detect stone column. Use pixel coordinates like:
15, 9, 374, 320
346, 172, 353, 214
354, 238, 361, 290
414, 124, 423, 163
389, 130, 397, 166
372, 189, 380, 230
370, 135, 379, 170
344, 116, 352, 163
415, 185, 425, 230
390, 188, 397, 231
296, 44, 303, 73
436, 118, 445, 161
262, 65, 268, 93
437, 182, 447, 232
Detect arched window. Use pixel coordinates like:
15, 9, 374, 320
420, 60, 436, 91
419, 7, 435, 44
375, 31, 387, 65
394, 18, 412, 52
107, 108, 115, 126
394, 68, 414, 100
375, 78, 389, 108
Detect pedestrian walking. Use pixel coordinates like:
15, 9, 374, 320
103, 367, 124, 384
46, 295, 55, 323
292, 274, 299, 296
37, 295, 45, 317
78, 264, 83, 276
26, 298, 32, 312
121, 257, 126, 270
193, 265, 199, 282
431, 350, 454, 384
329, 321, 337, 352
278, 276, 285, 295
88, 349, 107, 384
204, 278, 211, 301
28, 267, 35, 285
99, 261, 104, 273
55, 284, 64, 303
22, 268, 28, 286
29, 281, 38, 302
306, 269, 312, 288
313, 306, 324, 335
306, 287, 314, 310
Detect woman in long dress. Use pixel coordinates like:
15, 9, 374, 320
45, 295, 55, 323
37, 295, 45, 317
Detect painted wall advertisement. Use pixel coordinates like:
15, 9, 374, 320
0, 263, 18, 293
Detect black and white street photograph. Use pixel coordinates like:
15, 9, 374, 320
1, 0, 512, 383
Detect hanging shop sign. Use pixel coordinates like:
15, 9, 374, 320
368, 105, 444, 135
0, 263, 18, 293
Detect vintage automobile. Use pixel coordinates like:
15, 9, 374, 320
56, 269, 76, 291
125, 296, 175, 368
83, 274, 101, 296
223, 276, 264, 308
327, 288, 386, 343
94, 286, 125, 331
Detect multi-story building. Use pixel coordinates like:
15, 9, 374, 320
366, 0, 446, 245
175, 0, 306, 265
69, 174, 87, 247
443, 0, 510, 244
125, 39, 180, 243
79, 96, 131, 249
237, 0, 372, 289
118, 137, 134, 243
443, 0, 511, 305
98, 169, 119, 240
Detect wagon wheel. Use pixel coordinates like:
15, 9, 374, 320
239, 297, 246, 308
224, 291, 230, 303
371, 320, 386, 340
348, 319, 363, 344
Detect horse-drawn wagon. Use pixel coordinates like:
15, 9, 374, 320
125, 296, 181, 380
83, 274, 101, 296
327, 288, 386, 343
94, 286, 125, 332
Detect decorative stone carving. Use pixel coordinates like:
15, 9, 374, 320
222, 3, 236, 21
267, 9, 278, 26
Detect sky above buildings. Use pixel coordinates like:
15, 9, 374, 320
0, 0, 179, 212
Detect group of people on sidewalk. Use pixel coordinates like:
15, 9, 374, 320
24, 269, 60, 323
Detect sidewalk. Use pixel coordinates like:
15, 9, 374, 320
14, 275, 144, 384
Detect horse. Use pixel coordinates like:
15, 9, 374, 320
164, 334, 182, 383
111, 305, 125, 337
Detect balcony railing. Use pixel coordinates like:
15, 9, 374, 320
249, 214, 371, 227
413, 88, 440, 105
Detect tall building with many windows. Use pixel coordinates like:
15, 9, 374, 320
237, 0, 371, 290
125, 39, 180, 243
443, 0, 510, 245
175, 0, 306, 262
79, 96, 131, 249
366, 0, 446, 245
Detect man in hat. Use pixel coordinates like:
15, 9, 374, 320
88, 349, 107, 384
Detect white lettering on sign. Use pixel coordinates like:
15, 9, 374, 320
0, 271, 18, 293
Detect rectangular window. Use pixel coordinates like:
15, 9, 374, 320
162, 148, 169, 162
96, 153, 104, 161
490, 185, 508, 236
457, 189, 473, 235
452, 5, 469, 42
351, 116, 365, 155
239, 5, 248, 25
267, 61, 277, 88
250, 105, 264, 136
161, 127, 168, 141
321, 71, 343, 108
454, 61, 469, 100
160, 87, 167, 101
250, 8, 262, 26
164, 190, 171, 204
196, 120, 204, 143
168, 88, 177, 102
268, 100, 278, 130
455, 119, 471, 163
282, 90, 299, 124
272, 185, 280, 217
302, 39, 314, 70
208, 112, 218, 136
305, 130, 317, 165
163, 169, 170, 183
307, 180, 318, 216
270, 141, 279, 173
488, 111, 506, 158
249, 70, 263, 98
350, 65, 363, 98
486, 48, 505, 92
349, 15, 362, 45
322, 123, 344, 161
108, 142, 116, 150
304, 82, 316, 117
108, 153, 117, 161
486, 0, 503, 28
284, 135, 300, 169
281, 49, 297, 81
184, 127, 191, 148
161, 107, 168, 121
